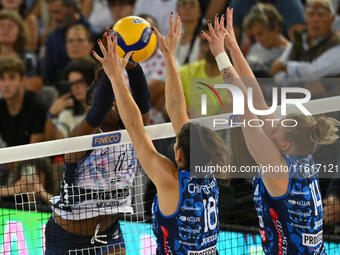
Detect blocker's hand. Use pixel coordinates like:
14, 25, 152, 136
225, 8, 238, 49
152, 12, 182, 56
92, 30, 133, 78
200, 14, 227, 57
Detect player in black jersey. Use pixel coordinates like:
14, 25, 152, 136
45, 37, 150, 254
92, 13, 229, 254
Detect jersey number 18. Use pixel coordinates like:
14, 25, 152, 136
203, 197, 217, 232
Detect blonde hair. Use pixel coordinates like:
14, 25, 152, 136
243, 3, 283, 32
283, 114, 340, 156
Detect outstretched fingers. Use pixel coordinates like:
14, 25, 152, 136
214, 14, 219, 33
151, 26, 163, 40
207, 20, 216, 38
111, 31, 119, 57
98, 38, 107, 56
123, 51, 134, 66
200, 30, 212, 43
220, 14, 225, 31
106, 30, 114, 56
227, 8, 233, 32
168, 12, 174, 36
174, 13, 181, 37
92, 50, 103, 63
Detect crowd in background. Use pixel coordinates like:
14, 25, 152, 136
0, 0, 340, 230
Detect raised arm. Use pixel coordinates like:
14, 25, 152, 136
152, 13, 189, 135
224, 9, 276, 135
201, 17, 289, 197
92, 31, 178, 190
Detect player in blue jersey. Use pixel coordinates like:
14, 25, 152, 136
201, 9, 340, 254
92, 13, 229, 255
45, 37, 151, 254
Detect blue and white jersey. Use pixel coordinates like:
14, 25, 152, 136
253, 154, 326, 255
51, 144, 138, 220
152, 170, 219, 255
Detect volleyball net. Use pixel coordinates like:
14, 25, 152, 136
0, 95, 340, 254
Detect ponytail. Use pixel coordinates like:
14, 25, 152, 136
283, 114, 340, 156
311, 117, 340, 145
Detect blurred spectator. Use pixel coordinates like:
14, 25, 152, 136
45, 58, 96, 139
271, 0, 340, 83
0, 57, 46, 147
133, 0, 177, 35
18, 159, 56, 204
108, 0, 135, 23
205, 0, 228, 21
324, 179, 340, 225
0, 0, 39, 51
66, 24, 94, 60
0, 164, 35, 201
331, 0, 340, 30
175, 0, 209, 66
179, 24, 231, 117
0, 10, 42, 92
244, 3, 290, 77
230, 0, 306, 43
0, 159, 58, 205
46, 24, 94, 86
40, 0, 70, 45
81, 0, 112, 31
43, 0, 97, 86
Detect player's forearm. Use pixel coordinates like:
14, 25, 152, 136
109, 75, 144, 131
219, 60, 257, 123
126, 63, 151, 114
164, 55, 187, 120
44, 118, 65, 141
228, 43, 268, 111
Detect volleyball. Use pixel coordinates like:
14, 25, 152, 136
113, 16, 157, 62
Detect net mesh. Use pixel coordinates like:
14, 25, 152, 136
0, 97, 340, 254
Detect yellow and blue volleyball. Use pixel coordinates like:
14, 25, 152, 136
113, 16, 157, 62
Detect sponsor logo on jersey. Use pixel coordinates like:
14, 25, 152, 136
161, 226, 172, 255
179, 215, 186, 221
291, 190, 309, 196
179, 226, 200, 234
92, 132, 121, 147
254, 184, 259, 196
178, 240, 198, 246
258, 215, 264, 228
302, 230, 323, 247
181, 206, 201, 211
288, 199, 310, 206
202, 233, 218, 245
314, 219, 323, 230
270, 208, 288, 255
288, 209, 311, 217
188, 245, 217, 255
259, 229, 267, 243
290, 222, 311, 229
253, 196, 262, 201
178, 215, 201, 223
188, 182, 216, 195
